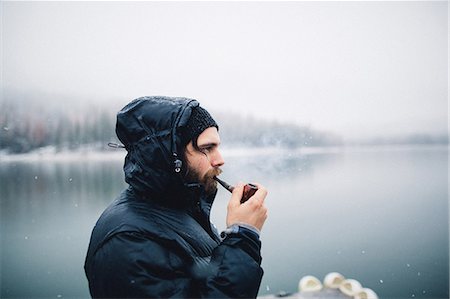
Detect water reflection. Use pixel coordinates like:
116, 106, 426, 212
1, 160, 126, 298
213, 147, 449, 298
1, 146, 448, 298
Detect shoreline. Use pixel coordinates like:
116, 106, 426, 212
0, 144, 447, 163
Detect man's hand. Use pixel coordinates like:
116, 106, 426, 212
226, 183, 268, 231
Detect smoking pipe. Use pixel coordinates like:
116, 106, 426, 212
213, 177, 258, 203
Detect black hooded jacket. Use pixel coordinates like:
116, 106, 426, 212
84, 96, 264, 298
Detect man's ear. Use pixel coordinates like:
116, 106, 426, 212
184, 141, 194, 155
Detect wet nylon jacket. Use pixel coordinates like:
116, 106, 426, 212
84, 96, 264, 298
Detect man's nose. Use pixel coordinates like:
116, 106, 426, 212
211, 150, 225, 167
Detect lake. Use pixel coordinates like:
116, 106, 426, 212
0, 145, 448, 298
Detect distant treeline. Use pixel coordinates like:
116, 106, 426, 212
0, 98, 342, 154
0, 100, 117, 153
214, 112, 342, 148
0, 97, 447, 154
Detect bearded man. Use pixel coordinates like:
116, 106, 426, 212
84, 96, 268, 298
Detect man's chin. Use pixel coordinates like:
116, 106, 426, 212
187, 167, 221, 195
202, 178, 218, 196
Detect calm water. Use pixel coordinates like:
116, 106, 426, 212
1, 146, 448, 298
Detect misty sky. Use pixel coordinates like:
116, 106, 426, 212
1, 1, 448, 139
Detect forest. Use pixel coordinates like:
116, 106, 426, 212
0, 95, 447, 154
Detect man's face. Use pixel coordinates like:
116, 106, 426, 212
184, 127, 225, 195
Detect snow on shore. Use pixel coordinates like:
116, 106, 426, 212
0, 144, 446, 163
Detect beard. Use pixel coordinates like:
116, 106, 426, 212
185, 166, 222, 196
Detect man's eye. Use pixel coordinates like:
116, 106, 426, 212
200, 147, 213, 153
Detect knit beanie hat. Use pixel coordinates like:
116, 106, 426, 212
181, 106, 218, 146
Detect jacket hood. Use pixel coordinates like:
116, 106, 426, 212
116, 96, 203, 206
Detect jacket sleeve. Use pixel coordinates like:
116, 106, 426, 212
201, 226, 264, 298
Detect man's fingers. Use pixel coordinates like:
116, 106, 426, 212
226, 182, 269, 231
230, 183, 244, 207
248, 183, 268, 203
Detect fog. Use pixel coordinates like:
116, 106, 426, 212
1, 1, 448, 140
1, 3, 449, 297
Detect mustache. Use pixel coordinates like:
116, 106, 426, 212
205, 168, 222, 180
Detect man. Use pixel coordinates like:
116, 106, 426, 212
84, 96, 268, 298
